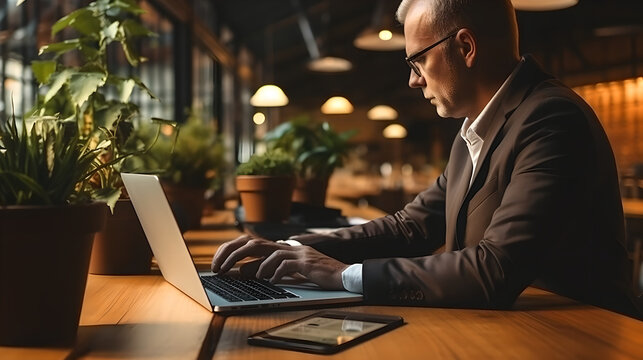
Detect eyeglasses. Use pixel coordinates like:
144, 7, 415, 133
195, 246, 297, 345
405, 30, 459, 77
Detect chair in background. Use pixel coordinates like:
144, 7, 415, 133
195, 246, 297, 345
621, 163, 643, 199
626, 216, 643, 296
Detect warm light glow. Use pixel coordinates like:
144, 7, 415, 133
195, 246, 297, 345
511, 0, 578, 11
367, 105, 398, 120
250, 84, 289, 107
308, 56, 353, 72
253, 112, 266, 125
378, 30, 393, 41
383, 124, 407, 139
3, 78, 18, 91
572, 77, 643, 173
160, 124, 174, 136
354, 28, 405, 51
321, 96, 354, 114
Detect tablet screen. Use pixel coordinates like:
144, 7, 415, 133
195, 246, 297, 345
266, 316, 387, 345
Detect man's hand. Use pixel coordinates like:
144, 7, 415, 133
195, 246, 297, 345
210, 234, 348, 290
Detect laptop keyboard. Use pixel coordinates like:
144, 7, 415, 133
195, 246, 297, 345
201, 275, 300, 302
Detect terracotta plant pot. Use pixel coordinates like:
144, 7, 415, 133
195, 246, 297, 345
236, 175, 294, 223
89, 199, 152, 275
0, 203, 107, 346
161, 182, 206, 231
292, 176, 330, 206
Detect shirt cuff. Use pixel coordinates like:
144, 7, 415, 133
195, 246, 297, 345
341, 264, 363, 293
276, 239, 302, 246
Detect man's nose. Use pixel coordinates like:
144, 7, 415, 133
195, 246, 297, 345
408, 70, 425, 88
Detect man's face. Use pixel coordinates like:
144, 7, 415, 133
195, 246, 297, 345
404, 3, 465, 118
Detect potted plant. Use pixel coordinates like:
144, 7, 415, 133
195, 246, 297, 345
31, 0, 164, 275
236, 149, 296, 223
263, 115, 355, 206
0, 112, 111, 346
124, 112, 225, 231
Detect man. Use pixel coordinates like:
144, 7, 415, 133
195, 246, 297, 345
212, 0, 638, 316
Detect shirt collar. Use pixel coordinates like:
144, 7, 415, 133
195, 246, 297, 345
459, 59, 522, 143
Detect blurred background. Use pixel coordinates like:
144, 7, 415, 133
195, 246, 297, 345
2, 0, 643, 203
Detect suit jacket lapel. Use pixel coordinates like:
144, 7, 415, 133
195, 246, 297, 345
445, 139, 472, 250
469, 55, 553, 188
446, 55, 554, 249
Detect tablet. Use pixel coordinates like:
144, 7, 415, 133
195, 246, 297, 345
247, 310, 404, 354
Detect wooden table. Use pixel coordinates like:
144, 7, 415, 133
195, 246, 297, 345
215, 287, 643, 359
0, 275, 214, 360
1, 201, 642, 359
1, 277, 640, 360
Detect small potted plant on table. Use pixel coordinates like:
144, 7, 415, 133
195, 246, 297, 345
263, 116, 355, 206
236, 149, 295, 223
124, 112, 225, 231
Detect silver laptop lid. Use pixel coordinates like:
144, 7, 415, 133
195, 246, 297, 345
121, 173, 213, 311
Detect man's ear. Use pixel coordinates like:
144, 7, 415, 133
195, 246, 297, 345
456, 29, 476, 68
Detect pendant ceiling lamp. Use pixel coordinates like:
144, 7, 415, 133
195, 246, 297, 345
354, 28, 406, 51
383, 124, 407, 139
307, 56, 353, 72
251, 26, 289, 107
367, 105, 398, 120
354, 0, 405, 51
321, 96, 354, 114
292, 0, 352, 72
250, 85, 289, 107
511, 0, 578, 11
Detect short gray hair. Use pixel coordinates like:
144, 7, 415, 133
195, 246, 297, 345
396, 0, 417, 25
395, 0, 518, 52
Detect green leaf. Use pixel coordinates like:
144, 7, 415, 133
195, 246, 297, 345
79, 61, 106, 74
91, 187, 122, 213
151, 117, 175, 125
51, 9, 87, 38
78, 43, 101, 60
94, 103, 125, 128
31, 60, 57, 84
43, 70, 72, 104
0, 171, 52, 205
102, 21, 120, 42
118, 78, 135, 102
68, 72, 107, 108
120, 19, 156, 38
39, 39, 81, 57
132, 76, 158, 100
69, 8, 101, 37
112, 0, 145, 15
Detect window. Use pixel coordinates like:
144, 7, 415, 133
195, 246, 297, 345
135, 0, 174, 121
192, 44, 216, 124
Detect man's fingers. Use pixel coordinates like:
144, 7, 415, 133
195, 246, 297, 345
270, 259, 299, 284
219, 238, 280, 273
256, 249, 296, 279
211, 235, 252, 272
239, 258, 263, 278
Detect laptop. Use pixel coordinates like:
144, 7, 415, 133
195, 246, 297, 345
121, 173, 363, 312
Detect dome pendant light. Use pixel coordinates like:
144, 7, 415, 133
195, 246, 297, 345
367, 105, 398, 120
383, 124, 407, 139
321, 96, 354, 114
511, 0, 578, 11
354, 0, 406, 51
250, 85, 289, 107
251, 27, 289, 107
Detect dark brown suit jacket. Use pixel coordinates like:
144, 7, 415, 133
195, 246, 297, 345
295, 56, 637, 316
